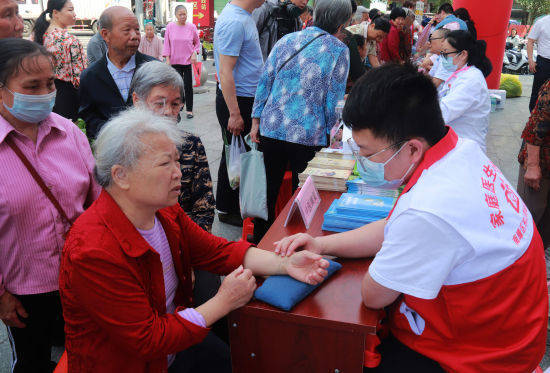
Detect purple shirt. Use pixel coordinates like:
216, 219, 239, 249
137, 216, 206, 325
162, 22, 200, 65
0, 113, 100, 296
138, 216, 206, 366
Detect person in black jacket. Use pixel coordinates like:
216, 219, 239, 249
78, 6, 155, 140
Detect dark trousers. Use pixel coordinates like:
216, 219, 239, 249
517, 167, 550, 247
168, 332, 231, 373
7, 291, 65, 373
53, 79, 79, 121
530, 55, 550, 112
364, 334, 444, 372
173, 64, 194, 112
215, 87, 254, 215
253, 136, 321, 240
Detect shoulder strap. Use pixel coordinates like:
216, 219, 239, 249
5, 136, 72, 226
277, 32, 327, 74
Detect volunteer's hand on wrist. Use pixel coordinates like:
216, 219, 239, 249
274, 233, 324, 257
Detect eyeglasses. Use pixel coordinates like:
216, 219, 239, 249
347, 138, 406, 167
440, 50, 461, 59
428, 36, 443, 42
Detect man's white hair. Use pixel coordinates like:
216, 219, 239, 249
93, 107, 183, 187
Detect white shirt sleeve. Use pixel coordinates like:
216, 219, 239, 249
369, 210, 472, 299
528, 19, 541, 40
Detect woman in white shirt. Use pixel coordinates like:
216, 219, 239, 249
438, 30, 492, 152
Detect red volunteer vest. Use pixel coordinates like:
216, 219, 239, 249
385, 128, 547, 373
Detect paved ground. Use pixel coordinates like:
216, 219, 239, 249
0, 67, 545, 370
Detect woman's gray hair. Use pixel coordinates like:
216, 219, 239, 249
313, 0, 352, 35
93, 107, 183, 188
130, 60, 184, 101
353, 5, 368, 23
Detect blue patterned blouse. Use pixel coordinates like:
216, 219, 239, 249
251, 26, 350, 146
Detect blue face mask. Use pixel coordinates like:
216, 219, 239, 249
354, 142, 414, 189
441, 54, 458, 73
3, 88, 56, 123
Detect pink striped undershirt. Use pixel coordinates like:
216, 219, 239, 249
137, 217, 206, 365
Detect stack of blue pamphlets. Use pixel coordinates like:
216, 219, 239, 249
322, 193, 396, 232
346, 178, 401, 199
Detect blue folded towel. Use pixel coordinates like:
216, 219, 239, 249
254, 259, 342, 311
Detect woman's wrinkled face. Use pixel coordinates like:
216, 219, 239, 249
135, 84, 183, 120
123, 133, 182, 210
175, 8, 187, 24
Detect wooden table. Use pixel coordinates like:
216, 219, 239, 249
229, 191, 381, 373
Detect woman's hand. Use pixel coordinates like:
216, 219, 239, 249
285, 250, 330, 285
251, 118, 260, 143
0, 291, 27, 328
215, 265, 256, 312
274, 233, 323, 257
524, 164, 542, 191
190, 52, 197, 64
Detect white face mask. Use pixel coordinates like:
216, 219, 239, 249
349, 139, 414, 189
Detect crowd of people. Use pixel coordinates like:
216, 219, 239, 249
0, 0, 549, 371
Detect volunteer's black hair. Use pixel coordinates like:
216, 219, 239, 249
438, 3, 454, 14
446, 30, 493, 77
369, 8, 381, 21
453, 7, 478, 40
373, 16, 391, 33
0, 38, 52, 86
33, 0, 68, 45
342, 63, 446, 147
390, 7, 406, 21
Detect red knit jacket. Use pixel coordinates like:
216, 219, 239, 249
59, 190, 251, 373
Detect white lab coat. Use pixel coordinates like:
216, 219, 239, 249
438, 66, 490, 152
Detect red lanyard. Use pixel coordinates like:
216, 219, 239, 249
445, 65, 471, 89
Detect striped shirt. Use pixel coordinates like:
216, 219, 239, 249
138, 217, 206, 366
137, 216, 206, 324
106, 54, 136, 102
0, 113, 99, 296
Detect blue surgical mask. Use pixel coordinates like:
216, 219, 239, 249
354, 142, 414, 189
3, 88, 56, 123
441, 55, 458, 72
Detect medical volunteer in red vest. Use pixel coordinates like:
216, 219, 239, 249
274, 64, 547, 372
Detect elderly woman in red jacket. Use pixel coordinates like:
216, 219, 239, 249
59, 107, 329, 373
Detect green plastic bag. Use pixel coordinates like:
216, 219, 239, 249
239, 135, 268, 220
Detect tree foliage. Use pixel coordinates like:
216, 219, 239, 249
516, 0, 550, 23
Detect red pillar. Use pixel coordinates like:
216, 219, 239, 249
453, 0, 513, 89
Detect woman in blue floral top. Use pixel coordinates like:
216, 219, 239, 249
250, 0, 351, 240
